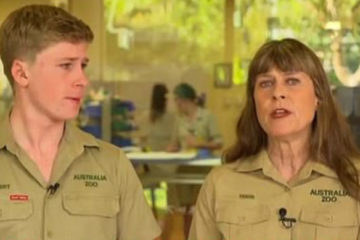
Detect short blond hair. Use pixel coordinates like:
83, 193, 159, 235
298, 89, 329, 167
0, 4, 94, 89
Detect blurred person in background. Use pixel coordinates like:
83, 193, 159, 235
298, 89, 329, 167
138, 83, 175, 152
166, 82, 223, 238
167, 82, 222, 153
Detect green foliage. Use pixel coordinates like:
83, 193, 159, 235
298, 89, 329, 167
104, 0, 360, 86
104, 0, 224, 66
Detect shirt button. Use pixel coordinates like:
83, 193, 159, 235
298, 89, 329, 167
325, 215, 333, 223
47, 230, 53, 238
284, 186, 290, 192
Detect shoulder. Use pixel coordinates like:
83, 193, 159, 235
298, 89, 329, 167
198, 108, 211, 117
69, 125, 129, 168
205, 152, 266, 185
198, 108, 217, 123
204, 162, 240, 186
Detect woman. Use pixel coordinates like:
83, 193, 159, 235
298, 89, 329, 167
138, 83, 175, 151
168, 82, 222, 153
166, 82, 223, 238
189, 38, 360, 240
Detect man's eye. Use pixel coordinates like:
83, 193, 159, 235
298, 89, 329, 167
81, 62, 88, 69
60, 63, 73, 70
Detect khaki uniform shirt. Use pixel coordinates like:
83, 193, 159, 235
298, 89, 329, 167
171, 107, 222, 151
0, 113, 161, 240
189, 150, 360, 240
138, 111, 176, 151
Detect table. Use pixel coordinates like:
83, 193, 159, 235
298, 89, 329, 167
126, 151, 222, 215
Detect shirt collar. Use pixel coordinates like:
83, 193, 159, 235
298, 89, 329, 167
0, 109, 16, 150
233, 150, 268, 172
0, 109, 99, 151
309, 161, 338, 178
232, 149, 338, 178
62, 121, 99, 151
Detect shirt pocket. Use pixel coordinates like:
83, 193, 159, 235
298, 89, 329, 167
216, 204, 270, 240
298, 206, 359, 240
0, 198, 33, 221
62, 193, 120, 218
0, 198, 33, 239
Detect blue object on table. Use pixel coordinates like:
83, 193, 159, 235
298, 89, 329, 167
197, 148, 212, 158
111, 136, 133, 147
84, 105, 102, 117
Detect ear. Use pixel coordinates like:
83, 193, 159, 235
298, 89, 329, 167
11, 59, 30, 87
315, 97, 319, 109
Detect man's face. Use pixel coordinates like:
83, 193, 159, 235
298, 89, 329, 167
21, 41, 89, 122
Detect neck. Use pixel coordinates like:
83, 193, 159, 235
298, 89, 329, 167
267, 134, 311, 181
10, 101, 64, 152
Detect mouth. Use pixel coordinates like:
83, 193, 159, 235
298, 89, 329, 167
270, 108, 291, 118
66, 97, 82, 103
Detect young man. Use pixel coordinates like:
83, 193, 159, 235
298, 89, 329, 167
0, 4, 161, 240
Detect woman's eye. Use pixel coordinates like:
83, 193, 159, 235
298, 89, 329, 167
287, 78, 300, 85
258, 80, 273, 88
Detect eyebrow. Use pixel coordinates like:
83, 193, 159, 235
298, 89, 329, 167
256, 73, 274, 78
257, 71, 302, 78
57, 57, 89, 63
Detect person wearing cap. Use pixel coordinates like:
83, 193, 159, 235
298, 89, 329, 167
168, 82, 222, 153
189, 39, 360, 240
0, 5, 160, 240
166, 82, 222, 237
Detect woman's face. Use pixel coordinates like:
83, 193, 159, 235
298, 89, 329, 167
254, 68, 318, 141
174, 97, 187, 113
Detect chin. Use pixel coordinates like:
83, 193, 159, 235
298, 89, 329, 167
267, 130, 294, 139
53, 111, 79, 122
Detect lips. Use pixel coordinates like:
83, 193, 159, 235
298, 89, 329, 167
66, 96, 82, 103
270, 108, 291, 118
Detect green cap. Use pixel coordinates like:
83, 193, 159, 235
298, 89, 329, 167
174, 83, 196, 100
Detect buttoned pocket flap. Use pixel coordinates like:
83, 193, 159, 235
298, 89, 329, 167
63, 194, 119, 217
217, 204, 270, 225
0, 199, 33, 221
300, 206, 358, 227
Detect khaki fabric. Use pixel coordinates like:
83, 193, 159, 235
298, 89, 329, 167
170, 107, 222, 151
169, 108, 222, 207
0, 113, 161, 240
137, 111, 176, 151
189, 150, 360, 240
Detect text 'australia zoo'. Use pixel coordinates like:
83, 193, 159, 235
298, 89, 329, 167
310, 189, 348, 203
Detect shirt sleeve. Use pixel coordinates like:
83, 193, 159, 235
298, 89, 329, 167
188, 169, 221, 240
116, 150, 161, 240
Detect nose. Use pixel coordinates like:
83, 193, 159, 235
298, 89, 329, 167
272, 95, 285, 100
272, 84, 286, 100
74, 68, 89, 88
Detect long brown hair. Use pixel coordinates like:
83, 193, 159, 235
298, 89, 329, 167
224, 38, 360, 198
150, 83, 168, 123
